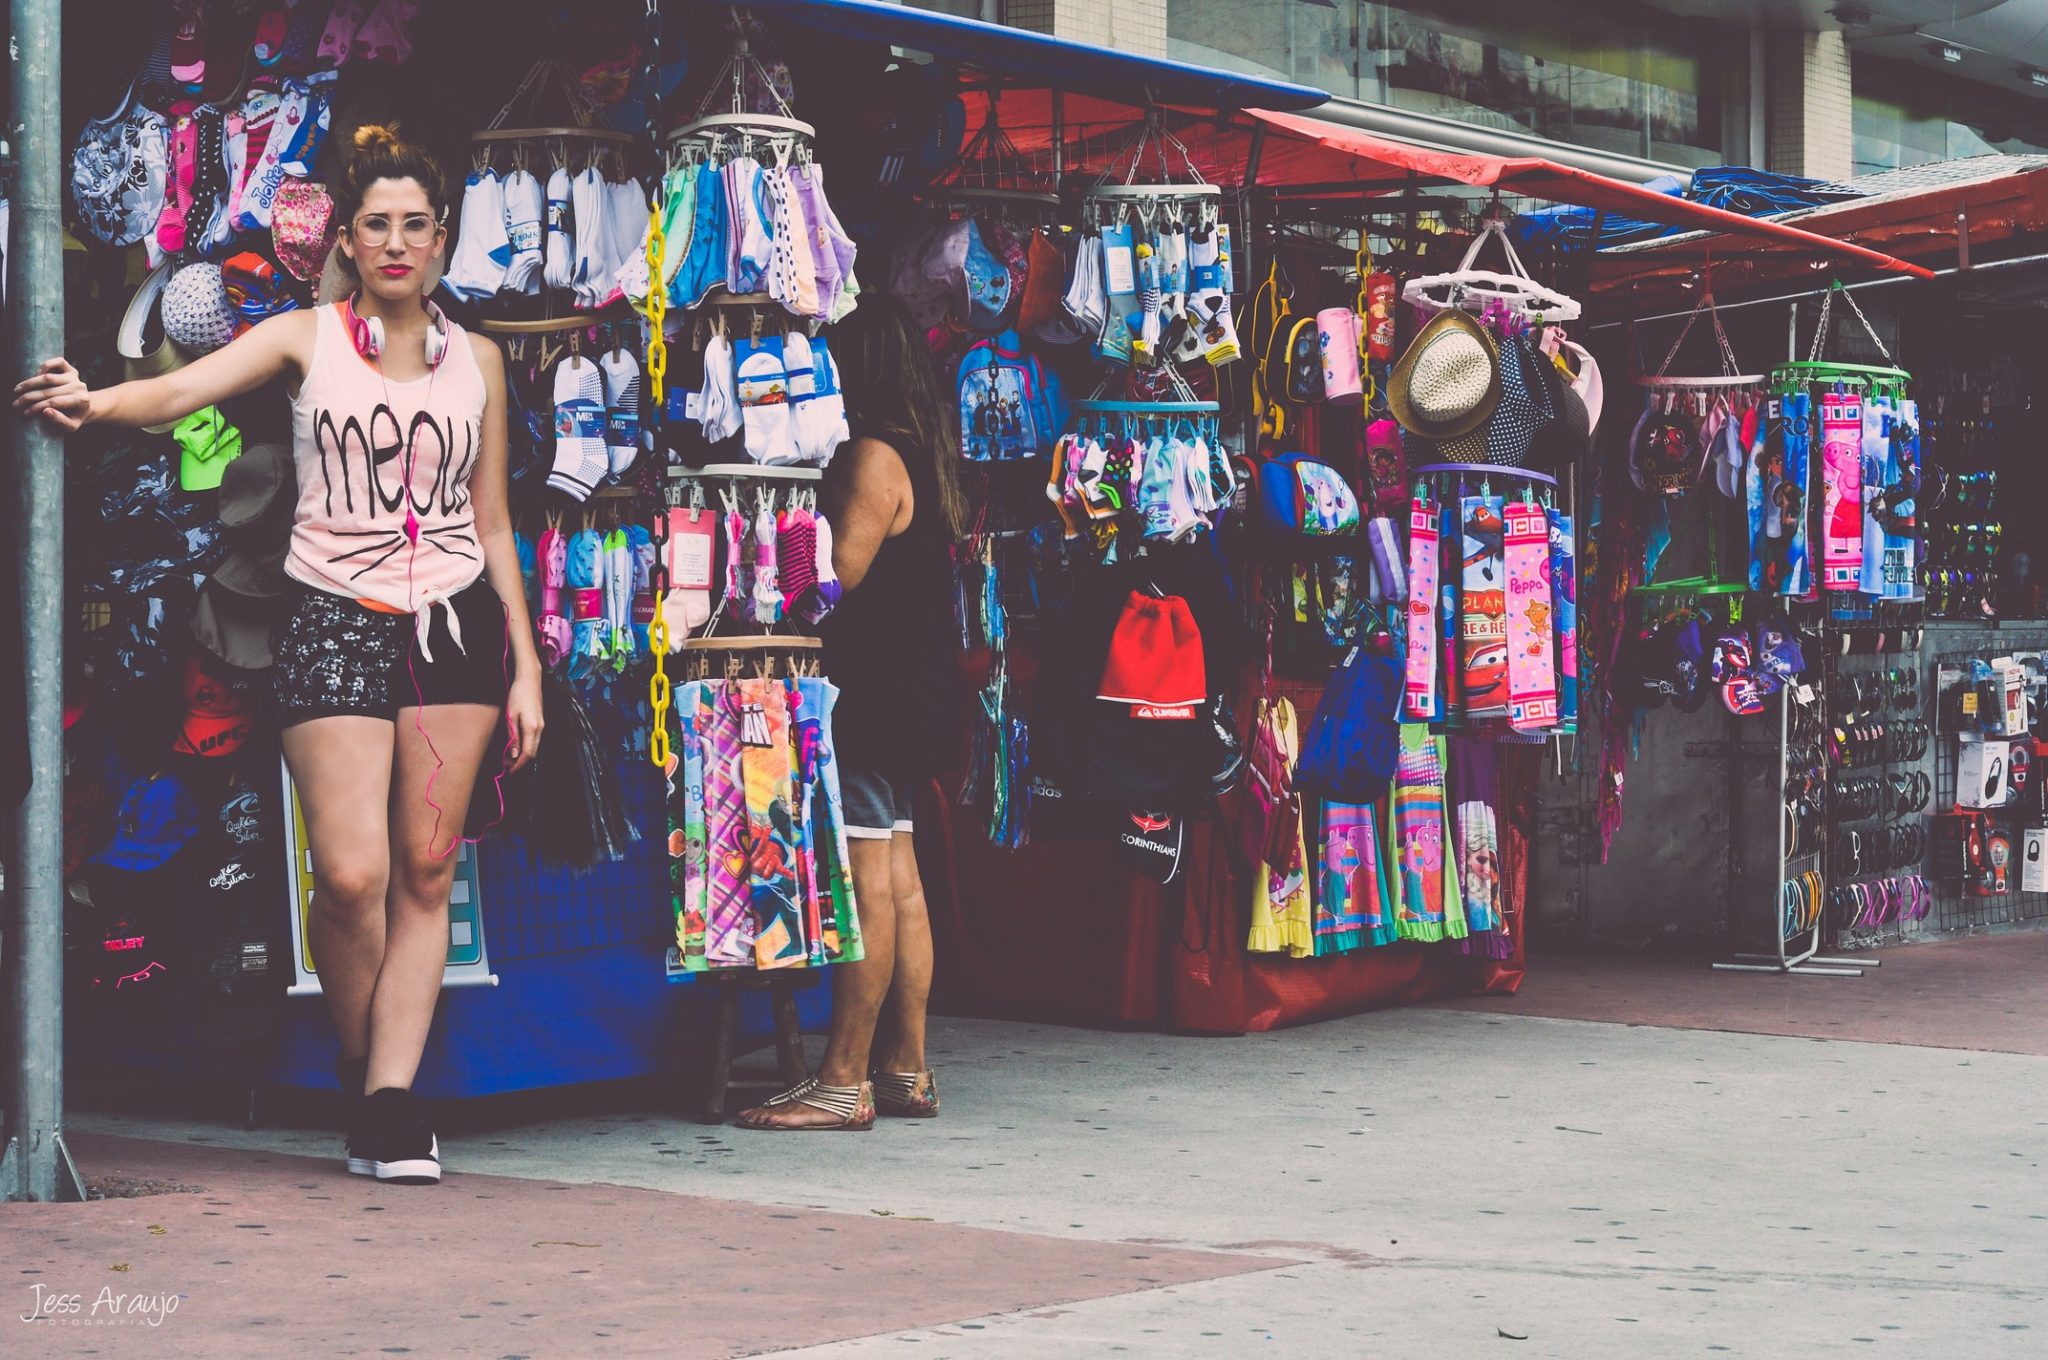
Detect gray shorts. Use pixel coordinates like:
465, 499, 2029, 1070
841, 768, 915, 840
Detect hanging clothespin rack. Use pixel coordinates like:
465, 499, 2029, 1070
666, 12, 815, 151
681, 635, 825, 683
471, 58, 633, 169
1772, 281, 1912, 397
919, 88, 1061, 218
1402, 206, 1581, 324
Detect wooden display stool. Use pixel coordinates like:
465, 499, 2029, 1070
699, 972, 809, 1123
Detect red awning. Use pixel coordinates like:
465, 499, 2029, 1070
941, 93, 1930, 285
1244, 109, 1934, 284
1587, 158, 2048, 304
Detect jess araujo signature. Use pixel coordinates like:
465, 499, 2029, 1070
20, 1283, 184, 1325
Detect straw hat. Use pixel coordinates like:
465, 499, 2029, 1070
1387, 309, 1501, 440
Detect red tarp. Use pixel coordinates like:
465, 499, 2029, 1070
947, 92, 1929, 285
1589, 160, 2048, 305
1243, 110, 1931, 282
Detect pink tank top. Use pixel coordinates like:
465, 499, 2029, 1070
286, 303, 488, 613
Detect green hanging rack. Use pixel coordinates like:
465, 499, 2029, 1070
1772, 281, 1912, 395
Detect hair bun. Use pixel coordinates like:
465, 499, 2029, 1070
352, 122, 406, 157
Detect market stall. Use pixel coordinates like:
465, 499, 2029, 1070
41, 0, 1949, 1116
1535, 153, 2048, 968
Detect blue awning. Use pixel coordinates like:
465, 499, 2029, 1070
715, 0, 1329, 111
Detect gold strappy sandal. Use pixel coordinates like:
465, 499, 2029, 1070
735, 1077, 876, 1131
871, 1069, 939, 1118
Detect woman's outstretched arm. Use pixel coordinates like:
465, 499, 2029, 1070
13, 308, 312, 432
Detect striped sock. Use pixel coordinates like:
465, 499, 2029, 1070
546, 357, 609, 501
600, 348, 643, 479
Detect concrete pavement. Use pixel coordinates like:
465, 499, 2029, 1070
16, 942, 2048, 1358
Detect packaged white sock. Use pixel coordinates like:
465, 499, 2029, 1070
569, 167, 611, 309
733, 335, 797, 465
1061, 230, 1105, 337
798, 334, 849, 465
699, 332, 741, 445
599, 348, 643, 479
784, 331, 837, 466
1133, 241, 1162, 362
542, 165, 575, 293
443, 168, 509, 302
501, 168, 544, 294
1159, 226, 1189, 315
1186, 227, 1240, 365
660, 506, 715, 640
546, 356, 609, 499
1095, 222, 1137, 365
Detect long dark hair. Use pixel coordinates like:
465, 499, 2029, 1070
828, 297, 968, 540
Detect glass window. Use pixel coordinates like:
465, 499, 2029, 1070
1166, 0, 1737, 167
1852, 53, 2048, 177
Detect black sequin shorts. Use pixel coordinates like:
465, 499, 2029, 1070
273, 580, 510, 727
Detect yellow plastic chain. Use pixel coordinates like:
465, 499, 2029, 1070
643, 185, 673, 769
642, 188, 669, 405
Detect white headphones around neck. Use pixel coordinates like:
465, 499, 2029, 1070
341, 293, 452, 369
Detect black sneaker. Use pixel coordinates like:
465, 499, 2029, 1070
363, 1088, 441, 1184
336, 1056, 373, 1177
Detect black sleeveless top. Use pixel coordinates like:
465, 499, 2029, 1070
817, 434, 959, 782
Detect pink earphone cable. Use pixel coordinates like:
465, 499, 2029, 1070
354, 291, 513, 859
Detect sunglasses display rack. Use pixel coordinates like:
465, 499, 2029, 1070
1715, 669, 1872, 975
1928, 645, 2048, 934
1822, 626, 1932, 950
1916, 389, 2001, 619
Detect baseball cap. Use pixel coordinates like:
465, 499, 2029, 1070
173, 405, 243, 492
171, 654, 255, 759
95, 772, 201, 872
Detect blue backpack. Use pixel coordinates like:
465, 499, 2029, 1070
1255, 452, 1360, 538
957, 330, 1066, 462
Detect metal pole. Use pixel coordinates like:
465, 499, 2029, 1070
4, 0, 84, 1202
1584, 250, 2048, 333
